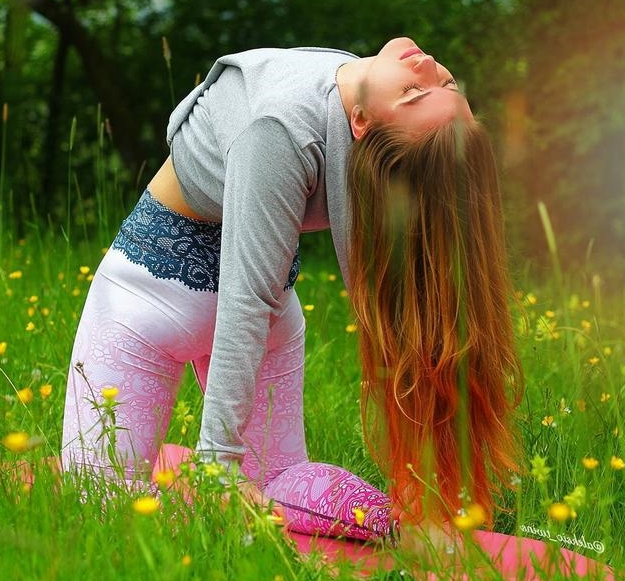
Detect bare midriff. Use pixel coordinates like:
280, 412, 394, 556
147, 156, 207, 221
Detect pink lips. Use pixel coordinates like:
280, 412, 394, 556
400, 46, 425, 60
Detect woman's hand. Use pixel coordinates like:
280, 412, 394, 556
232, 480, 285, 520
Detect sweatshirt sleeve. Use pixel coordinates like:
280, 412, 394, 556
196, 116, 314, 469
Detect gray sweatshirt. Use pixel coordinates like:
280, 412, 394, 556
165, 47, 357, 468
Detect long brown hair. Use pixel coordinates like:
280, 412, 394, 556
347, 119, 523, 525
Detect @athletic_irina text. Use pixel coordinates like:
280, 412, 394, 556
520, 523, 605, 554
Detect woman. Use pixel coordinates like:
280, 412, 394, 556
61, 37, 517, 542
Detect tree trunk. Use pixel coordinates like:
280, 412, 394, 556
29, 0, 148, 176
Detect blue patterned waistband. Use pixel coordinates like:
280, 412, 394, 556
111, 190, 299, 292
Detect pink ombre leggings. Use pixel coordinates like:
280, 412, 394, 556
62, 190, 390, 540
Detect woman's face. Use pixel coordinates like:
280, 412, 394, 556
353, 37, 473, 136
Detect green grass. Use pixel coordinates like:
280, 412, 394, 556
1, 219, 624, 580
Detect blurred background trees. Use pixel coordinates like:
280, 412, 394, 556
1, 0, 624, 278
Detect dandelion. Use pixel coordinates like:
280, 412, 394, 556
530, 455, 551, 483
181, 555, 192, 566
25, 322, 35, 332
525, 293, 537, 305
588, 357, 600, 366
581, 320, 592, 332
203, 463, 224, 478
582, 457, 599, 470
548, 502, 571, 522
327, 274, 337, 282
603, 346, 612, 356
8, 270, 23, 279
545, 310, 556, 318
101, 386, 119, 401
17, 387, 34, 404
600, 392, 611, 402
28, 295, 38, 303
39, 384, 53, 399
339, 289, 348, 298
303, 304, 314, 312
0, 342, 7, 356
72, 288, 80, 297
345, 324, 358, 333
154, 469, 176, 488
541, 415, 555, 427
87, 275, 94, 282
1, 432, 29, 453
27, 307, 35, 317
79, 266, 90, 275
582, 300, 590, 308
352, 507, 367, 526
610, 456, 625, 471
41, 308, 50, 317
453, 503, 486, 531
132, 496, 161, 515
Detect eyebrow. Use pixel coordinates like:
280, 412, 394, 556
401, 91, 432, 105
400, 87, 462, 106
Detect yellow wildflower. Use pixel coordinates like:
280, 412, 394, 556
339, 289, 348, 298
132, 496, 161, 515
101, 386, 119, 401
548, 502, 571, 522
544, 310, 556, 318
1, 432, 29, 453
71, 288, 80, 297
600, 392, 611, 402
582, 300, 590, 308
41, 308, 50, 317
203, 463, 224, 478
27, 307, 35, 317
39, 384, 53, 399
8, 271, 23, 279
181, 555, 192, 566
525, 293, 537, 305
613, 427, 620, 437
541, 415, 554, 427
610, 456, 625, 470
582, 457, 599, 470
352, 507, 367, 527
28, 295, 38, 303
303, 304, 314, 312
87, 275, 94, 282
581, 320, 592, 332
588, 356, 600, 366
603, 346, 612, 356
327, 274, 337, 282
274, 576, 284, 581
296, 273, 305, 282
17, 387, 34, 404
453, 503, 486, 531
79, 266, 90, 275
575, 399, 586, 412
0, 342, 7, 356
345, 324, 358, 333
154, 469, 176, 488
25, 322, 35, 332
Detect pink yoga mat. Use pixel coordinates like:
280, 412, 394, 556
154, 444, 617, 580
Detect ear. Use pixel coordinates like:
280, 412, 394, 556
350, 105, 370, 140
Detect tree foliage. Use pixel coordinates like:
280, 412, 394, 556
1, 0, 623, 275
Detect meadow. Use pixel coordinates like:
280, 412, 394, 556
1, 182, 624, 579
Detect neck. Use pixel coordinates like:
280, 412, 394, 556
336, 57, 373, 118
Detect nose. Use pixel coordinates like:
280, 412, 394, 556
412, 55, 437, 74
